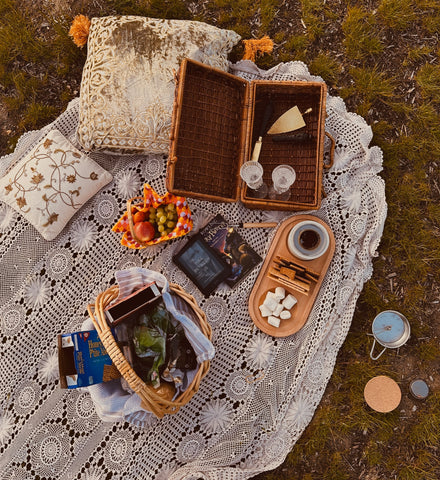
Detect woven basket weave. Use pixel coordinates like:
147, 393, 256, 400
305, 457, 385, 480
87, 283, 211, 418
167, 58, 334, 211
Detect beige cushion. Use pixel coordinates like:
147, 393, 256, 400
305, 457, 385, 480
0, 130, 113, 240
76, 16, 241, 154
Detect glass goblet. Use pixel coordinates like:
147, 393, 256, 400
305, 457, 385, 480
240, 161, 268, 198
268, 164, 296, 201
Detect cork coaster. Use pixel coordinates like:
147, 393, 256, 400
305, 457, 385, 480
364, 375, 401, 413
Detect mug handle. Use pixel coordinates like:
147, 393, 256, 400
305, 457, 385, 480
370, 338, 387, 360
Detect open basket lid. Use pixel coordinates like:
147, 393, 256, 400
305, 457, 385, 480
167, 58, 250, 203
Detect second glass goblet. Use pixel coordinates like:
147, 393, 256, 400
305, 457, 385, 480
268, 164, 296, 201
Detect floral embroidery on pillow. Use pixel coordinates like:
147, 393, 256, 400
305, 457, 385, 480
0, 129, 113, 241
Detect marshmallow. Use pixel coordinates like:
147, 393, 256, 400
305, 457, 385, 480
274, 287, 286, 300
282, 294, 298, 310
273, 303, 284, 317
265, 291, 279, 300
263, 295, 279, 312
259, 304, 272, 317
268, 315, 280, 328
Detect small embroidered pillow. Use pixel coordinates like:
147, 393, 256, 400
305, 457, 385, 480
0, 129, 113, 241
77, 16, 241, 154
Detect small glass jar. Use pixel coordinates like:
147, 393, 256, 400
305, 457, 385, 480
409, 379, 429, 400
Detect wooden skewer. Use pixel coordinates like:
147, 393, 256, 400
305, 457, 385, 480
268, 273, 309, 294
241, 222, 278, 228
268, 269, 311, 292
211, 222, 278, 229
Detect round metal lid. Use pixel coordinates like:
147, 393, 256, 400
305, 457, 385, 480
410, 379, 429, 400
372, 311, 406, 344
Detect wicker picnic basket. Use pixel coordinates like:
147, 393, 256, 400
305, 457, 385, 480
167, 58, 335, 211
87, 283, 211, 418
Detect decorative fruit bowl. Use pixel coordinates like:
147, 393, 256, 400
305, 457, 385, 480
112, 183, 193, 249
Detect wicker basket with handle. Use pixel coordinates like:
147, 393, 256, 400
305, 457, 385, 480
167, 58, 335, 211
87, 283, 211, 418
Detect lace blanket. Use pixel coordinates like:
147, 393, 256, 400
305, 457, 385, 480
0, 61, 386, 480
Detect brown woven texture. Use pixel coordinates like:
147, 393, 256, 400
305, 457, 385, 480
168, 59, 334, 211
242, 82, 332, 209
169, 60, 247, 201
87, 283, 211, 419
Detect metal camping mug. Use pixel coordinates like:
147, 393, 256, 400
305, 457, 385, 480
370, 310, 411, 360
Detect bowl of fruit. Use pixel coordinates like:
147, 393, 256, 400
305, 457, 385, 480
112, 183, 193, 249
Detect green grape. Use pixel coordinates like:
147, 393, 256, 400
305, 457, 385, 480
166, 203, 176, 211
166, 221, 175, 229
159, 215, 167, 224
161, 231, 168, 237
158, 225, 165, 232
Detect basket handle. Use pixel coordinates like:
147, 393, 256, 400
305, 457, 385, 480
324, 132, 335, 169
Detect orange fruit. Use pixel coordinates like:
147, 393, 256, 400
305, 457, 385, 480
133, 211, 147, 223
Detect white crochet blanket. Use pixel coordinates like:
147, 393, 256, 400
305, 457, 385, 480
0, 61, 386, 480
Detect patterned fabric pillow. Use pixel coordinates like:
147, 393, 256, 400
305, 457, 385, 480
76, 16, 241, 154
0, 129, 113, 241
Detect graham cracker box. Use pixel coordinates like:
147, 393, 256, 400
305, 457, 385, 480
58, 329, 120, 389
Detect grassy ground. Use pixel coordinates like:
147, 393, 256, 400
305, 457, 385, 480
1, 0, 440, 478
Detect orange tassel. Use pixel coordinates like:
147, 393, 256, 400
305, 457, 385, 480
242, 36, 274, 62
69, 14, 91, 48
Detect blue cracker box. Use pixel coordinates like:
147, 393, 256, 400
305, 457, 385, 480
58, 329, 120, 389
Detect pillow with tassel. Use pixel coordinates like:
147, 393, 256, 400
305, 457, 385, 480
71, 15, 241, 155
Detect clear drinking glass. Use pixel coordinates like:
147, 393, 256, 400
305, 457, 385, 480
268, 164, 296, 201
240, 161, 268, 198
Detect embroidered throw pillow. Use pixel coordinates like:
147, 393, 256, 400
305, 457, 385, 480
76, 16, 241, 154
0, 129, 113, 241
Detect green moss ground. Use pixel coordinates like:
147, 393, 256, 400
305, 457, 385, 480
1, 0, 439, 478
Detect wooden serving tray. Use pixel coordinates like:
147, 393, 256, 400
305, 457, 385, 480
249, 215, 335, 337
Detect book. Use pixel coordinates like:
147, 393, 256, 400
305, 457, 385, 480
199, 214, 262, 288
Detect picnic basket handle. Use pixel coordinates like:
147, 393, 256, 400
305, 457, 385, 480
324, 132, 335, 169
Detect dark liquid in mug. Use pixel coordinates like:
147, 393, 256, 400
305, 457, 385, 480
299, 229, 320, 250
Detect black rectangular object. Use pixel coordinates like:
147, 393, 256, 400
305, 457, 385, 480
172, 234, 232, 297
